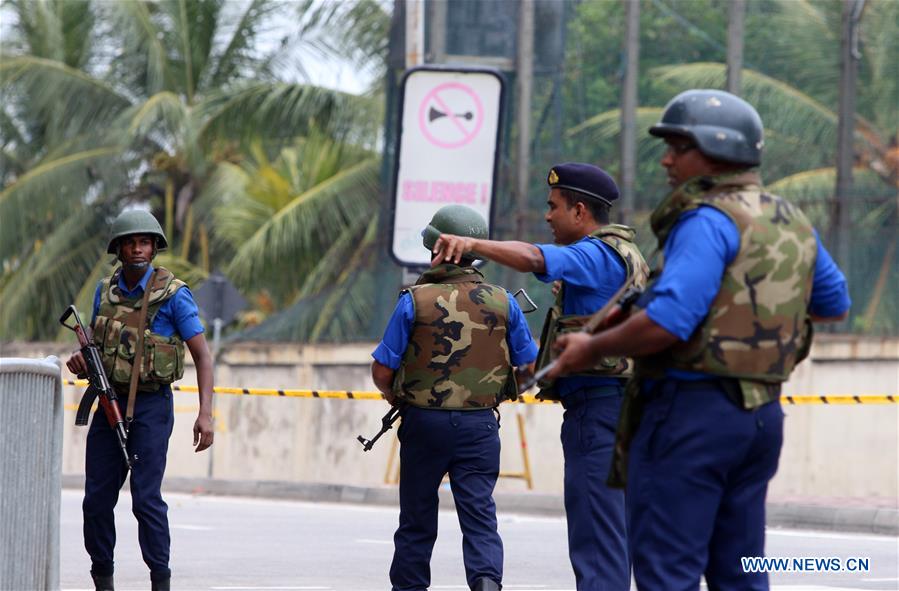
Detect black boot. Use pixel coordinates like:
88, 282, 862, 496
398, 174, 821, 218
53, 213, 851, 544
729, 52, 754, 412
91, 574, 114, 591
151, 577, 170, 591
472, 577, 500, 591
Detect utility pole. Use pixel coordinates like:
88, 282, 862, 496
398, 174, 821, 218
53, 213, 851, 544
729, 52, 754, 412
515, 0, 534, 242
429, 0, 447, 64
834, 0, 866, 272
405, 0, 425, 69
726, 0, 745, 95
620, 0, 640, 224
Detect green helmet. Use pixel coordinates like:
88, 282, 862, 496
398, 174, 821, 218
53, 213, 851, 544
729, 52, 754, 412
421, 205, 489, 251
106, 210, 168, 254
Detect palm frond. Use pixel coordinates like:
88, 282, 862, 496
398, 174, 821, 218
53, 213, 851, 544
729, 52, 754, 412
224, 157, 381, 290
296, 213, 379, 300
0, 56, 132, 140
768, 167, 889, 199
650, 63, 881, 155
308, 214, 379, 342
0, 204, 108, 339
51, 253, 115, 341
859, 0, 899, 132
201, 162, 270, 251
233, 264, 384, 343
0, 147, 121, 260
196, 82, 363, 145
3, 0, 64, 61
105, 0, 170, 94
124, 90, 188, 141
153, 252, 209, 287
767, 166, 894, 228
316, 0, 391, 79
207, 0, 282, 88
566, 107, 670, 167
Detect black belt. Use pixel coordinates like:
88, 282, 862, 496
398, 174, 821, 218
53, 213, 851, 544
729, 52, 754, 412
653, 377, 750, 407
560, 385, 623, 410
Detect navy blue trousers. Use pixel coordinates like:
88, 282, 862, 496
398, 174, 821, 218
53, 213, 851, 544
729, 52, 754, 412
83, 388, 174, 581
627, 380, 784, 591
390, 406, 503, 591
561, 387, 630, 591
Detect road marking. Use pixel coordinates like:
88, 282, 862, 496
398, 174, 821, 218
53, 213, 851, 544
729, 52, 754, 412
210, 587, 330, 590
355, 538, 392, 545
770, 587, 880, 590
171, 524, 214, 531
433, 588, 573, 591
766, 528, 898, 542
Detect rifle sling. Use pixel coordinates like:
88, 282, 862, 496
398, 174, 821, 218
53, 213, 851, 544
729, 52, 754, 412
126, 269, 156, 426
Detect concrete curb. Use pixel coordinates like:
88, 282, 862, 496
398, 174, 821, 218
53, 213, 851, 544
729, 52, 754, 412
61, 475, 897, 535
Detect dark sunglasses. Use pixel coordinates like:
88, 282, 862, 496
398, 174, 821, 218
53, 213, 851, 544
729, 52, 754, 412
666, 141, 697, 155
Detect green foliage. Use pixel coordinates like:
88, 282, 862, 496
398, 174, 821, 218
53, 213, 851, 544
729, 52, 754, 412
560, 0, 898, 334
1, 0, 388, 341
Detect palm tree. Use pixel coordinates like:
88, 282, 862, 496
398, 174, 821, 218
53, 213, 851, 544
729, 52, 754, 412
197, 133, 384, 341
0, 0, 387, 340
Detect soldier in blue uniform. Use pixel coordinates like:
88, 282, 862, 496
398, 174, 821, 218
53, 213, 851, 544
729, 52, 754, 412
548, 91, 851, 590
434, 164, 648, 590
66, 211, 215, 591
371, 205, 538, 591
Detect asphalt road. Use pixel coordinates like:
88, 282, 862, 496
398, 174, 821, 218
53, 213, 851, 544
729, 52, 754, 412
60, 490, 898, 591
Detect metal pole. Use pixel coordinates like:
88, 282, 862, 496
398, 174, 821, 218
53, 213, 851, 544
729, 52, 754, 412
834, 0, 865, 272
207, 317, 223, 479
620, 0, 640, 224
405, 0, 425, 69
429, 0, 447, 64
726, 0, 745, 95
515, 0, 535, 241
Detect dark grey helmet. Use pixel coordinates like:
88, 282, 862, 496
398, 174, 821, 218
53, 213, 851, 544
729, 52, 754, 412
421, 205, 488, 252
649, 89, 764, 166
106, 210, 168, 254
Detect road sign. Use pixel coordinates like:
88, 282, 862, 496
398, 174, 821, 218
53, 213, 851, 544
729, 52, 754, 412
194, 272, 247, 358
194, 272, 247, 327
391, 67, 505, 267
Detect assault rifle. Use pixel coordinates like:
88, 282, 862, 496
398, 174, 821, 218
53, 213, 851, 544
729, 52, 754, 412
518, 282, 643, 395
60, 305, 131, 468
357, 403, 403, 452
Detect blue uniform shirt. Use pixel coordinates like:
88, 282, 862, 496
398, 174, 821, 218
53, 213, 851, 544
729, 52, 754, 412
91, 264, 205, 341
372, 290, 538, 371
645, 206, 851, 380
534, 236, 628, 395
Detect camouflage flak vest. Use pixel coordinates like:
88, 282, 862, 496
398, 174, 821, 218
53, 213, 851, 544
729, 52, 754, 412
642, 171, 818, 408
393, 265, 517, 410
534, 224, 650, 398
92, 267, 187, 392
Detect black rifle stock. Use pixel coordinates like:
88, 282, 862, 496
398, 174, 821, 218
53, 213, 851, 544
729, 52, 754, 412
60, 305, 132, 468
518, 282, 642, 395
357, 403, 403, 452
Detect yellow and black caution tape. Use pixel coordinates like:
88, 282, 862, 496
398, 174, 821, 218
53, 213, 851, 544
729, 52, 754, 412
62, 380, 895, 405
782, 394, 896, 405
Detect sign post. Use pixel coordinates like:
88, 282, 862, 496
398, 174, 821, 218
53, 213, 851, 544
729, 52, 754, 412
193, 271, 247, 479
390, 67, 505, 268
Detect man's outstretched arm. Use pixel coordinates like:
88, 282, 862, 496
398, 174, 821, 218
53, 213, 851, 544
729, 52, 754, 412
432, 234, 546, 273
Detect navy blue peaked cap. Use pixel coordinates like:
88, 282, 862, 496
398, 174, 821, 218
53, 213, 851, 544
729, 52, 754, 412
546, 162, 619, 206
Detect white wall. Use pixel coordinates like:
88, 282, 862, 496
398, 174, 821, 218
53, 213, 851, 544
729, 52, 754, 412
4, 335, 896, 499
